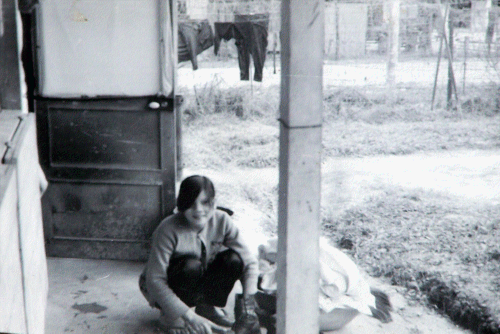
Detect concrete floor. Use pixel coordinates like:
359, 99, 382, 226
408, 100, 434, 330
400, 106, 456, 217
45, 257, 242, 334
45, 257, 469, 334
46, 257, 159, 334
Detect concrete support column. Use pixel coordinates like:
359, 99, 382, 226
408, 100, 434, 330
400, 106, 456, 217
277, 1, 323, 334
0, 0, 23, 110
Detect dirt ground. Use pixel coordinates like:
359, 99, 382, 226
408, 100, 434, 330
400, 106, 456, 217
321, 149, 500, 211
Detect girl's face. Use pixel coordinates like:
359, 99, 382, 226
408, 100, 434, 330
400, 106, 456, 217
183, 190, 214, 231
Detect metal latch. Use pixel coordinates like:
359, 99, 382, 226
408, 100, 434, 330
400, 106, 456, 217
2, 116, 26, 164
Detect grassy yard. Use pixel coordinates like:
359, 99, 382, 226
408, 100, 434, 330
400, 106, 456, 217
180, 81, 500, 333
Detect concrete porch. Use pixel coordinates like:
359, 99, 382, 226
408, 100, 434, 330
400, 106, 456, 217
45, 257, 243, 334
45, 257, 159, 334
45, 257, 469, 334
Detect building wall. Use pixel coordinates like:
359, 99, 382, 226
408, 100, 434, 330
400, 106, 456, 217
185, 0, 209, 19
471, 0, 489, 32
185, 0, 494, 59
0, 168, 27, 334
325, 3, 368, 59
0, 112, 48, 334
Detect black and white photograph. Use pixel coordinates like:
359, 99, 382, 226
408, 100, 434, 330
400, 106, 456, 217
0, 0, 499, 333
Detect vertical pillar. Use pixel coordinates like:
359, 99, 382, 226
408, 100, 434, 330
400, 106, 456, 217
277, 1, 323, 334
386, 0, 400, 86
0, 0, 23, 110
175, 95, 184, 182
447, 10, 454, 107
485, 0, 495, 54
335, 0, 339, 60
463, 37, 468, 94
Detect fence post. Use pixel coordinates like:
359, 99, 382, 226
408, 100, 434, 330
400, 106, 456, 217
431, 2, 449, 111
175, 95, 184, 182
335, 0, 339, 60
386, 0, 400, 86
447, 10, 454, 107
486, 0, 496, 56
463, 37, 468, 95
444, 8, 458, 108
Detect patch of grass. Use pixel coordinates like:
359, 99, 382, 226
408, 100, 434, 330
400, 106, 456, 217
210, 170, 500, 332
181, 78, 279, 123
322, 118, 500, 158
320, 187, 500, 328
323, 84, 500, 123
181, 81, 500, 332
200, 171, 279, 237
240, 182, 278, 234
183, 115, 279, 169
182, 83, 500, 169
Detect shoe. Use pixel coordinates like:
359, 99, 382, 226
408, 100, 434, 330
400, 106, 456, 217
255, 309, 276, 334
233, 294, 261, 334
369, 287, 393, 323
254, 291, 276, 334
195, 304, 234, 327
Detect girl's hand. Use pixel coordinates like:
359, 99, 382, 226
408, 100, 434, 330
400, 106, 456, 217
182, 309, 229, 334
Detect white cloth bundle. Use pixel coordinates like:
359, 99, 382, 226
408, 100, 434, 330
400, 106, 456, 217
258, 237, 376, 315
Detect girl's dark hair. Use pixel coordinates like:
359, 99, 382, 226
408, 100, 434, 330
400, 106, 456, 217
177, 175, 215, 212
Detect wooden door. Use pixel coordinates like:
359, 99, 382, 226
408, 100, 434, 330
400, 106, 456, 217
36, 97, 176, 260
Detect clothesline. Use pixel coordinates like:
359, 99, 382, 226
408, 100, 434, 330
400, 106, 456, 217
180, 17, 277, 23
180, 18, 273, 22
182, 10, 281, 15
182, 13, 279, 20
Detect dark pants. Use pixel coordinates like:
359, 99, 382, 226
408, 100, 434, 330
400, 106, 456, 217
141, 249, 244, 309
178, 19, 214, 70
214, 15, 269, 82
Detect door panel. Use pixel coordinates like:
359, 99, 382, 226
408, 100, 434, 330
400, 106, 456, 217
48, 109, 161, 169
49, 183, 161, 240
36, 97, 176, 261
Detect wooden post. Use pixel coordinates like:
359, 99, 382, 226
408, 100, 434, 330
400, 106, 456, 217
175, 95, 184, 182
442, 8, 457, 108
431, 1, 457, 109
463, 37, 468, 94
431, 2, 448, 110
447, 10, 454, 108
0, 0, 23, 110
386, 0, 400, 86
250, 62, 253, 98
278, 1, 323, 334
485, 0, 495, 55
431, 24, 444, 110
335, 0, 339, 60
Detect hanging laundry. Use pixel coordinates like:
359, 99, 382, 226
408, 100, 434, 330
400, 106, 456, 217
214, 14, 269, 82
178, 19, 214, 70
